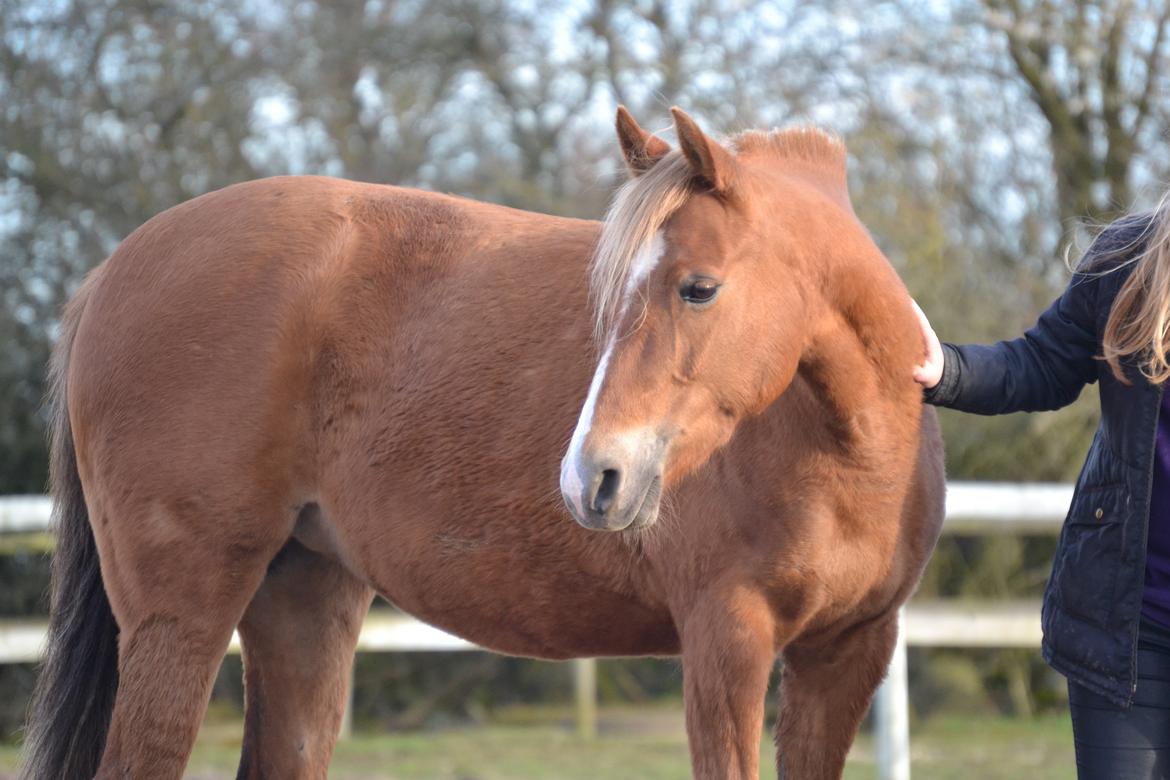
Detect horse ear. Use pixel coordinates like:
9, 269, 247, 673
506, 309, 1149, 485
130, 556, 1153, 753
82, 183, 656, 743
670, 107, 736, 194
615, 106, 671, 176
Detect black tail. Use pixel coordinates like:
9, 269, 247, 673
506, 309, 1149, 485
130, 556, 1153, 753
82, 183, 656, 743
20, 282, 119, 780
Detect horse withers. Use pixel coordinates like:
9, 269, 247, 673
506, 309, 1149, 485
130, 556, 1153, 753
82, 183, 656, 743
20, 107, 944, 780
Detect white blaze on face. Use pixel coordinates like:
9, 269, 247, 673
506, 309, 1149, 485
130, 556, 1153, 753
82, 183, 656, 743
624, 230, 666, 299
561, 232, 666, 516
560, 339, 615, 516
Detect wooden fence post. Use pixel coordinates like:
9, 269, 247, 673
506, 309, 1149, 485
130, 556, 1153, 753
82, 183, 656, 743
574, 657, 597, 739
340, 666, 354, 739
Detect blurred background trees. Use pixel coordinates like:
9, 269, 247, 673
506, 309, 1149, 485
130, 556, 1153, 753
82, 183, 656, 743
2, 0, 1169, 737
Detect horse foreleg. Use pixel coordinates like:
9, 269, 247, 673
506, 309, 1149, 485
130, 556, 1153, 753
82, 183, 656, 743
680, 589, 777, 780
236, 540, 373, 780
774, 612, 899, 780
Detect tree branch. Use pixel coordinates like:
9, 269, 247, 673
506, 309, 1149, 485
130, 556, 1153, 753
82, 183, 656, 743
1133, 3, 1170, 140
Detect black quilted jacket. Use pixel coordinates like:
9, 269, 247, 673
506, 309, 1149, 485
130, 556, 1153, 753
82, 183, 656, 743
925, 216, 1157, 706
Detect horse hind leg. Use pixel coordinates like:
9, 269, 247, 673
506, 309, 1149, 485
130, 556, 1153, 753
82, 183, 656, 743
774, 612, 899, 780
93, 497, 289, 780
236, 539, 373, 780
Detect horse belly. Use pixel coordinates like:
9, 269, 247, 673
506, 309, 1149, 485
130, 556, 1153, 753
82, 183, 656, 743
372, 552, 680, 660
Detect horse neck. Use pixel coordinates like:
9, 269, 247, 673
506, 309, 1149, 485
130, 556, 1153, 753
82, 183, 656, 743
795, 243, 921, 443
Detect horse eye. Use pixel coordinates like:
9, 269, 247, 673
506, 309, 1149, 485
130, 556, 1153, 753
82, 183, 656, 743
679, 277, 721, 305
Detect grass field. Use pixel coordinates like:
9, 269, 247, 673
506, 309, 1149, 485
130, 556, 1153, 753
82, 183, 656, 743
0, 705, 1076, 779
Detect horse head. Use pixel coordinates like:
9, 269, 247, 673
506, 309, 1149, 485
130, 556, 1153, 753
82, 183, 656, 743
561, 106, 878, 532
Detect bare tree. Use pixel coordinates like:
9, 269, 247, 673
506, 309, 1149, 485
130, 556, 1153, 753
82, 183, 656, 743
974, 0, 1170, 228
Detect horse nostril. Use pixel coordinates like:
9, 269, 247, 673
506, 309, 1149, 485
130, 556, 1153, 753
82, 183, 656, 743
592, 469, 621, 516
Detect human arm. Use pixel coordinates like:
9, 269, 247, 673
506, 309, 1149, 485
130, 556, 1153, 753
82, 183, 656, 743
911, 274, 1101, 414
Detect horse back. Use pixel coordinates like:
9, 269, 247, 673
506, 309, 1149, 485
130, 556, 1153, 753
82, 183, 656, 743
66, 176, 594, 547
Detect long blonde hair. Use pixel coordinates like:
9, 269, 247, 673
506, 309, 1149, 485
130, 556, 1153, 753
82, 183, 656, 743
1099, 194, 1170, 383
1099, 193, 1170, 384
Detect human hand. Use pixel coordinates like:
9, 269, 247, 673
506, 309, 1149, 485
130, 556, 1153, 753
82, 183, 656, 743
911, 300, 943, 390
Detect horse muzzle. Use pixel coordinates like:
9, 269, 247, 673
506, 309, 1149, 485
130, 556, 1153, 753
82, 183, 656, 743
560, 433, 665, 532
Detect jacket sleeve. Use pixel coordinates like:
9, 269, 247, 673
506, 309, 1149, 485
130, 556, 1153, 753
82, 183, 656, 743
922, 271, 1102, 414
921, 217, 1152, 415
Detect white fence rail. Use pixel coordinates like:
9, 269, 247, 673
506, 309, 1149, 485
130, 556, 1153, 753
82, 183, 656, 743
0, 482, 1076, 536
0, 599, 1049, 666
0, 612, 478, 665
0, 484, 1073, 777
0, 495, 52, 533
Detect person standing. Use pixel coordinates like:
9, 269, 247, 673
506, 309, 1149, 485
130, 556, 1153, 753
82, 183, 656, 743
914, 202, 1170, 779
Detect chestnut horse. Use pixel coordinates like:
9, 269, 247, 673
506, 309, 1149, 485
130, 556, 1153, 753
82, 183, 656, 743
21, 107, 943, 780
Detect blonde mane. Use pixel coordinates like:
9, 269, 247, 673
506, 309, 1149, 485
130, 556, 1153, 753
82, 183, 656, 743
732, 127, 847, 185
590, 126, 847, 344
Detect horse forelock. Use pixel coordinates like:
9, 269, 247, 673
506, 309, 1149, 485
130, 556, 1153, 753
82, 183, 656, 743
591, 153, 695, 345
